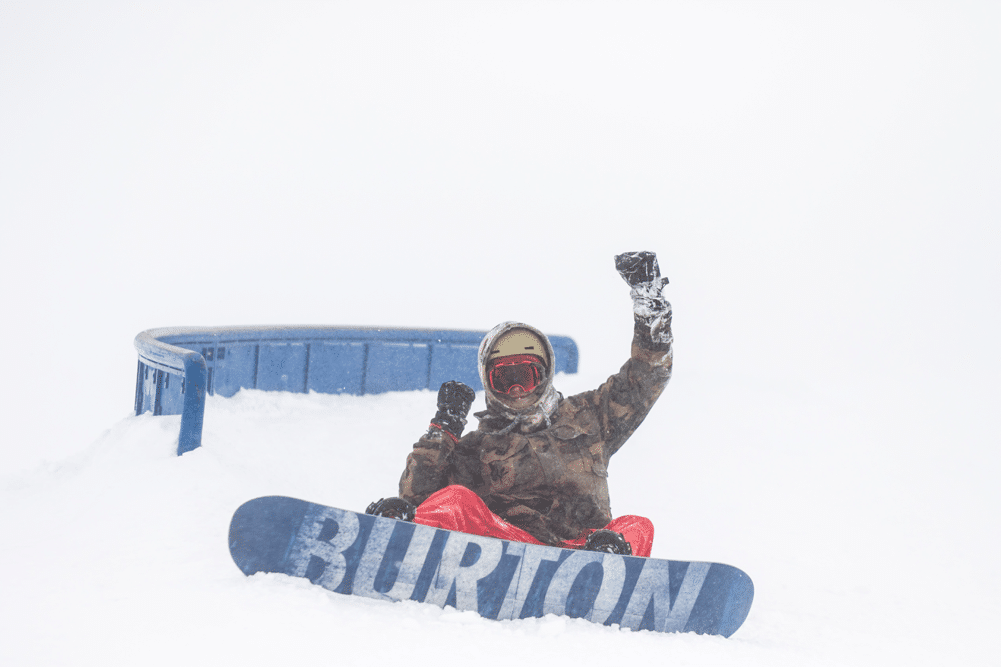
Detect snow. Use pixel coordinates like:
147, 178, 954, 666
1, 1, 998, 665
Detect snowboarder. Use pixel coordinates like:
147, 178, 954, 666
367, 251, 672, 557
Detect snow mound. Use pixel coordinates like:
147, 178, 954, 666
1, 387, 994, 665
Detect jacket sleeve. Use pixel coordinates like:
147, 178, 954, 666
590, 293, 673, 461
398, 428, 455, 505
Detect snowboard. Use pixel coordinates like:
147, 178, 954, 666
228, 496, 754, 637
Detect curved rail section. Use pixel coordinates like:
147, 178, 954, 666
135, 325, 579, 455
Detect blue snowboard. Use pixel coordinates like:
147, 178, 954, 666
228, 496, 753, 637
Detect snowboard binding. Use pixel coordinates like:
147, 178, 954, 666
582, 529, 633, 556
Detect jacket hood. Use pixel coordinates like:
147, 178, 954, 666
476, 321, 561, 432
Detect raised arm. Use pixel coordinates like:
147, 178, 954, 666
589, 251, 674, 459
398, 380, 476, 505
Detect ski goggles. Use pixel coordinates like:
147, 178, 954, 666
488, 354, 545, 395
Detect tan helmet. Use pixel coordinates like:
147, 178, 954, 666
487, 328, 549, 368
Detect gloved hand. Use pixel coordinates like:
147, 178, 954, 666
615, 251, 668, 287
615, 251, 672, 347
429, 381, 476, 442
365, 497, 417, 522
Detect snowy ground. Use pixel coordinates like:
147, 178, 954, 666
1, 1, 999, 665
1, 377, 996, 665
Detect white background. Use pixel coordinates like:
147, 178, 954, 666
1, 1, 998, 664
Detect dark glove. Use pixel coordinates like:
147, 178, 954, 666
615, 251, 668, 287
616, 251, 672, 347
365, 497, 417, 522
429, 381, 476, 441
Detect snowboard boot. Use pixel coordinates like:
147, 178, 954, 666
583, 529, 633, 555
365, 497, 417, 522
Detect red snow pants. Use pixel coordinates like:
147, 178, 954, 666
414, 485, 654, 558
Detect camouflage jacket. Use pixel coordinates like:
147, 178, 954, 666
398, 315, 673, 546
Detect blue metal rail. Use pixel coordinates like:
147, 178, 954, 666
134, 325, 579, 455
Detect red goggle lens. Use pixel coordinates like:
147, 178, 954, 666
488, 355, 543, 395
